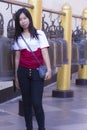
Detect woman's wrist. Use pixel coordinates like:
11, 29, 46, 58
15, 74, 18, 78
47, 68, 51, 72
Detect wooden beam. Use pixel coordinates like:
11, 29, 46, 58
0, 0, 34, 9
43, 7, 87, 19
72, 14, 87, 20
43, 7, 65, 16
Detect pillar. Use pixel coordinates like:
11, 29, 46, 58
52, 3, 74, 98
76, 8, 87, 85
28, 0, 42, 29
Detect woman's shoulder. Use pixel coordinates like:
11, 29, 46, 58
14, 36, 22, 44
17, 36, 22, 42
37, 30, 45, 35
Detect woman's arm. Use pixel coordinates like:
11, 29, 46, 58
41, 47, 52, 80
14, 50, 20, 89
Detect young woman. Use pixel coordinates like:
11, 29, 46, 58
13, 8, 52, 130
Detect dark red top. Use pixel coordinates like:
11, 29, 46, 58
19, 48, 44, 68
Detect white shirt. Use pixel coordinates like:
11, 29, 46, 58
13, 30, 49, 51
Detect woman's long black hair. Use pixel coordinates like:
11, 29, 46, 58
14, 8, 39, 41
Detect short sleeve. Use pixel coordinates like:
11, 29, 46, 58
38, 30, 49, 48
12, 41, 21, 50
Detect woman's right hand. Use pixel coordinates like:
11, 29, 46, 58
15, 77, 20, 90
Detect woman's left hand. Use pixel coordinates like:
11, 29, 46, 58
45, 70, 52, 80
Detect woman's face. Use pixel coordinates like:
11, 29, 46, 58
19, 12, 30, 30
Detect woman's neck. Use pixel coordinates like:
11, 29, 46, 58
22, 30, 30, 38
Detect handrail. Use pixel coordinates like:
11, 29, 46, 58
72, 14, 87, 20
43, 7, 65, 16
1, 1, 87, 19
43, 7, 87, 20
0, 0, 34, 9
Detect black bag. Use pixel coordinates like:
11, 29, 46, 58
38, 65, 47, 78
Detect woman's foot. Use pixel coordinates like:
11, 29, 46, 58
38, 128, 45, 130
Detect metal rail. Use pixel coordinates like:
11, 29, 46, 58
0, 0, 34, 9
72, 14, 87, 20
43, 8, 65, 16
1, 1, 87, 19
43, 8, 87, 20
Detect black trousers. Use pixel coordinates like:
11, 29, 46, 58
17, 66, 45, 130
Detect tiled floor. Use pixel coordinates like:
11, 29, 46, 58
0, 73, 87, 130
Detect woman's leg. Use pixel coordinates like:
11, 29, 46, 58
17, 67, 33, 130
31, 70, 45, 130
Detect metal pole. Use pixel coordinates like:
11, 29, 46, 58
76, 8, 87, 85
52, 3, 74, 98
29, 0, 42, 29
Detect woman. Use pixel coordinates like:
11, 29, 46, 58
13, 8, 51, 130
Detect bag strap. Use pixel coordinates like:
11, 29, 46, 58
21, 35, 41, 66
